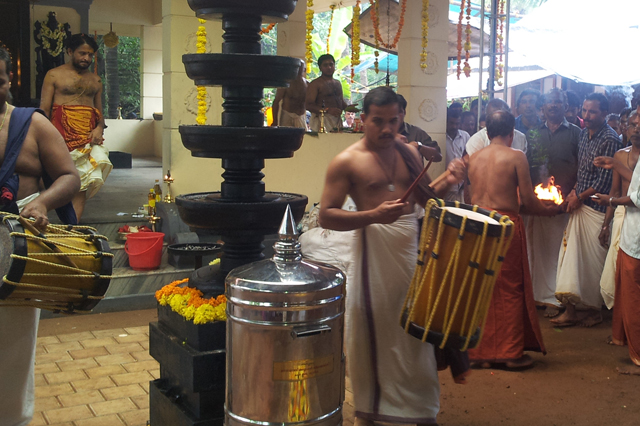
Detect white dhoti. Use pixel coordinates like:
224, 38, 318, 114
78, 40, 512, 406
347, 213, 439, 424
279, 108, 307, 129
309, 113, 341, 133
600, 205, 626, 309
526, 213, 569, 307
71, 144, 113, 199
555, 205, 608, 309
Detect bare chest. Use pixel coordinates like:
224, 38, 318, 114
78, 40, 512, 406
57, 74, 99, 99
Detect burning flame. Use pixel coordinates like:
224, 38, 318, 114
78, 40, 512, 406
535, 176, 564, 205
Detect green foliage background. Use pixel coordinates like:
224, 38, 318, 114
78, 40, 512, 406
97, 36, 141, 118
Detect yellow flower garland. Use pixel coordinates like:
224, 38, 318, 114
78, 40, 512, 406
327, 4, 336, 54
39, 22, 66, 58
420, 0, 430, 70
305, 0, 315, 74
155, 277, 227, 325
350, 0, 361, 82
196, 19, 208, 125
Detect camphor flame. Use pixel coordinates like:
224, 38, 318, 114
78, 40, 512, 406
534, 176, 563, 205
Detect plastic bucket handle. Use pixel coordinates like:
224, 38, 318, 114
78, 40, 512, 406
125, 235, 163, 257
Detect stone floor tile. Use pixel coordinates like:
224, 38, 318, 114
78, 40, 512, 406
35, 362, 61, 375
43, 341, 83, 354
35, 383, 75, 398
114, 333, 148, 344
90, 397, 136, 416
130, 394, 149, 409
111, 371, 154, 386
34, 396, 62, 411
37, 335, 61, 345
45, 370, 88, 385
79, 336, 117, 349
35, 344, 47, 355
35, 373, 48, 387
101, 383, 147, 401
43, 405, 93, 423
72, 376, 116, 391
57, 357, 99, 372
69, 346, 110, 360
122, 359, 159, 373
57, 331, 95, 343
124, 326, 149, 335
94, 352, 136, 366
36, 351, 73, 365
45, 423, 74, 426
74, 414, 126, 426
58, 389, 105, 407
91, 328, 128, 338
139, 340, 150, 350
120, 409, 150, 426
27, 411, 46, 425
149, 369, 160, 379
84, 364, 128, 379
104, 342, 144, 355
130, 351, 154, 362
139, 381, 150, 393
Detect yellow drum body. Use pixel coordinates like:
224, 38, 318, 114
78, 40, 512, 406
0, 214, 112, 313
401, 200, 514, 350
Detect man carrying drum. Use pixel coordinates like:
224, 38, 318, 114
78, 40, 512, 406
466, 110, 560, 369
319, 87, 465, 426
0, 47, 80, 426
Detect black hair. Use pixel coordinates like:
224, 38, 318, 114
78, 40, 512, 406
363, 86, 399, 115
486, 98, 511, 113
619, 107, 633, 119
461, 111, 475, 122
447, 107, 462, 120
517, 88, 541, 108
565, 90, 581, 108
486, 110, 515, 139
470, 98, 486, 109
450, 102, 463, 109
0, 46, 11, 74
540, 88, 567, 106
397, 94, 407, 111
317, 54, 335, 68
67, 33, 99, 53
585, 92, 609, 113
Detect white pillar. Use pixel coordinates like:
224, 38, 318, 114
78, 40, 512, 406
397, 0, 449, 176
141, 25, 163, 120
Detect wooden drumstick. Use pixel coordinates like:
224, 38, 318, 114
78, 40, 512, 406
18, 217, 79, 269
399, 158, 434, 203
428, 170, 452, 190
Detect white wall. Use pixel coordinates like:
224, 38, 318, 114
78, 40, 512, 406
104, 118, 162, 157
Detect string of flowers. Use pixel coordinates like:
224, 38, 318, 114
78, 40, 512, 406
196, 19, 208, 125
327, 4, 336, 53
305, 0, 315, 74
495, 0, 506, 86
260, 23, 276, 35
420, 0, 430, 70
155, 278, 227, 324
456, 0, 466, 79
369, 0, 407, 50
350, 0, 361, 82
372, 0, 380, 73
39, 22, 66, 57
463, 0, 472, 77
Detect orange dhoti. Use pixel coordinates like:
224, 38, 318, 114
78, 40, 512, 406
613, 249, 640, 366
51, 104, 112, 199
468, 211, 546, 363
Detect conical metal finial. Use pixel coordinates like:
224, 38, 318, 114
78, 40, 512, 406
278, 205, 297, 241
273, 205, 301, 263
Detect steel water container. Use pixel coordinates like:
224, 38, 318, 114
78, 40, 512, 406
225, 206, 346, 426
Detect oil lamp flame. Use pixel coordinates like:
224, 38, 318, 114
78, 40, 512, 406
534, 176, 563, 205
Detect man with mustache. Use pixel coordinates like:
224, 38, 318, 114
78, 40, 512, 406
40, 33, 112, 222
525, 88, 580, 318
515, 88, 542, 136
552, 93, 622, 327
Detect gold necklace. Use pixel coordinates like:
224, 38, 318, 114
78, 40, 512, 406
0, 103, 8, 133
372, 147, 397, 192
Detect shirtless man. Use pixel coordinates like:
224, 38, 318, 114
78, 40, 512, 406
319, 87, 465, 426
305, 54, 347, 132
467, 110, 558, 369
40, 33, 112, 222
271, 62, 307, 129
0, 46, 80, 426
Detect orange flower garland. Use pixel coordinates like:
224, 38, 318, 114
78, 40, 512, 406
463, 1, 472, 77
260, 23, 276, 35
369, 0, 407, 50
196, 19, 208, 125
350, 0, 361, 82
305, 0, 315, 74
155, 278, 227, 324
456, 0, 466, 79
372, 0, 380, 73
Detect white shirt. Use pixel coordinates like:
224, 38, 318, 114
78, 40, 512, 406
446, 130, 470, 193
465, 127, 528, 156
620, 164, 640, 259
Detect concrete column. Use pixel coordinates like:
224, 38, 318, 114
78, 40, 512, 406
141, 25, 163, 120
397, 0, 449, 176
276, 1, 306, 59
161, 0, 224, 196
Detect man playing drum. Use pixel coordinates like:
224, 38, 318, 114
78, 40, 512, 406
466, 110, 560, 369
319, 87, 465, 426
0, 47, 80, 426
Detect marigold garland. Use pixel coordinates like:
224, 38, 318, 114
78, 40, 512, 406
327, 4, 336, 53
369, 0, 407, 50
260, 23, 276, 35
456, 0, 466, 79
463, 1, 472, 77
419, 0, 429, 70
350, 0, 361, 82
495, 0, 506, 86
196, 19, 208, 125
305, 0, 315, 74
155, 278, 227, 325
39, 22, 66, 58
373, 0, 380, 73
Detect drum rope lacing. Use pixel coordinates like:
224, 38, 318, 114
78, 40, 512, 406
400, 199, 515, 350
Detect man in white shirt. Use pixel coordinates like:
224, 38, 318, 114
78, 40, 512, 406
465, 98, 528, 156
445, 108, 469, 202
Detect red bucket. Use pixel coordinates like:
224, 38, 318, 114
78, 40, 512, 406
125, 232, 165, 271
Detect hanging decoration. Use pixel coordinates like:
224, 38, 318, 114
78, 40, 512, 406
350, 0, 361, 82
495, 0, 506, 86
260, 23, 276, 35
371, 0, 380, 73
196, 18, 208, 125
456, 0, 466, 79
327, 4, 336, 53
39, 22, 67, 57
463, 0, 472, 77
369, 0, 407, 50
305, 0, 315, 74
420, 0, 429, 70
103, 23, 119, 49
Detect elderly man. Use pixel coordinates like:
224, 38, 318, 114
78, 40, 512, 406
465, 98, 528, 156
319, 87, 465, 426
305, 54, 347, 132
551, 93, 622, 327
525, 88, 580, 317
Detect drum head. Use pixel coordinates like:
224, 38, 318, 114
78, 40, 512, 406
443, 206, 500, 225
428, 202, 512, 237
0, 224, 12, 279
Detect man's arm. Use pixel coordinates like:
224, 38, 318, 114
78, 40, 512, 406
305, 81, 321, 115
594, 155, 634, 182
89, 77, 105, 145
598, 152, 624, 247
39, 71, 56, 118
318, 153, 406, 231
21, 113, 81, 229
271, 88, 285, 126
516, 151, 560, 216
